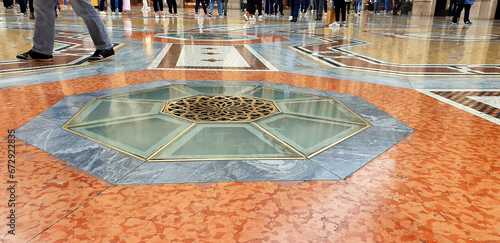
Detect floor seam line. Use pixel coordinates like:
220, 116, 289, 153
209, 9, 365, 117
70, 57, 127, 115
26, 187, 112, 242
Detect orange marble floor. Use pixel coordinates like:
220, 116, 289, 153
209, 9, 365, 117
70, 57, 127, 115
1, 5, 500, 243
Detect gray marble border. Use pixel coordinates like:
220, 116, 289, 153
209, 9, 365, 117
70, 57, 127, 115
16, 80, 413, 184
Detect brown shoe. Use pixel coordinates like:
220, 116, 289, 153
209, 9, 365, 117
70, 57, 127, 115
30, 12, 35, 19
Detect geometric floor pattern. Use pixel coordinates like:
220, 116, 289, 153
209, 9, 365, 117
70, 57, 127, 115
16, 81, 412, 184
1, 5, 500, 242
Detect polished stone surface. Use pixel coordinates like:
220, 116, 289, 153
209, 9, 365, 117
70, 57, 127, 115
1, 5, 500, 242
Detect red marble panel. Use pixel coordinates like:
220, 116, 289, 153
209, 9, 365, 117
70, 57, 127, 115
0, 143, 109, 243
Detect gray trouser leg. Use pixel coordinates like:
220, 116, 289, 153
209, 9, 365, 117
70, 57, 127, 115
32, 0, 58, 55
316, 0, 324, 18
71, 0, 113, 50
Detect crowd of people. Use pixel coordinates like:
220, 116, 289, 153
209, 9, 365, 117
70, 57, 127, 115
3, 0, 476, 25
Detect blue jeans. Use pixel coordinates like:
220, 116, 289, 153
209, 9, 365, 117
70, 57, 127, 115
373, 0, 379, 12
33, 0, 112, 55
290, 0, 300, 19
209, 0, 222, 14
354, 0, 362, 13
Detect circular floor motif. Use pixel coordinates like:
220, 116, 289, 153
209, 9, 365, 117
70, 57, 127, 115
63, 84, 371, 162
163, 95, 279, 122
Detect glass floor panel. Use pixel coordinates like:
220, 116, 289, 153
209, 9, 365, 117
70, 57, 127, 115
69, 114, 193, 158
150, 123, 303, 161
63, 84, 371, 161
110, 85, 194, 101
182, 85, 257, 96
67, 99, 164, 127
255, 114, 368, 157
243, 87, 322, 101
276, 99, 368, 124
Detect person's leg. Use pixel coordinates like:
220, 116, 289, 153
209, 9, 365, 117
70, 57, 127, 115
316, 0, 323, 19
195, 0, 199, 13
208, 0, 214, 13
166, 0, 172, 13
334, 0, 340, 21
216, 0, 222, 14
222, 0, 227, 14
18, 0, 26, 13
202, 0, 207, 14
71, 0, 113, 51
31, 0, 58, 55
118, 0, 123, 12
291, 0, 300, 19
247, 0, 255, 16
152, 0, 158, 11
110, 0, 116, 12
452, 4, 463, 23
463, 4, 471, 23
172, 0, 177, 13
340, 0, 346, 21
99, 0, 106, 11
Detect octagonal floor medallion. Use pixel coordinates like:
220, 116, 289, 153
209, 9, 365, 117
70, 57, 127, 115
17, 81, 413, 184
63, 84, 371, 162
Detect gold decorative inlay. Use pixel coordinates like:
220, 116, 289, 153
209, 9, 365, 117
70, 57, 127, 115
163, 95, 279, 122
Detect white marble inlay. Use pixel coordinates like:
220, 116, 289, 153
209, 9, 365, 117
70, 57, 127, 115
176, 45, 250, 68
468, 96, 500, 109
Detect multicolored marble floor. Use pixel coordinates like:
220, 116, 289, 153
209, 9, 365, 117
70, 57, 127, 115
1, 5, 500, 242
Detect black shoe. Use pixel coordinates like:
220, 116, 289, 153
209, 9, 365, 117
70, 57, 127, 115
315, 17, 321, 21
16, 50, 53, 61
87, 48, 115, 62
290, 18, 297, 22
464, 21, 472, 25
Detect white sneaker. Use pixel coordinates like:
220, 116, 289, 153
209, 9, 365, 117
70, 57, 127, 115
243, 13, 249, 21
161, 12, 165, 18
100, 11, 107, 15
249, 16, 256, 21
329, 22, 340, 27
155, 12, 159, 18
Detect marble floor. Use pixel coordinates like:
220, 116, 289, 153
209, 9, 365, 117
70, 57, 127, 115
1, 4, 499, 242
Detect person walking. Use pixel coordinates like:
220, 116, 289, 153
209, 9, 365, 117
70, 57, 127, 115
290, 0, 300, 21
329, 0, 346, 26
313, 0, 325, 20
16, 0, 115, 61
166, 0, 177, 16
354, 0, 362, 15
452, 0, 474, 24
110, 0, 123, 14
446, 0, 457, 19
208, 0, 222, 17
221, 0, 228, 15
152, 0, 165, 17
195, 0, 207, 16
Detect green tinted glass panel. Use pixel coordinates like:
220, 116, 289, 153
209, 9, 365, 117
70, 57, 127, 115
164, 33, 251, 40
256, 114, 367, 156
244, 87, 321, 101
277, 99, 367, 124
111, 86, 194, 101
70, 115, 193, 158
151, 124, 302, 160
183, 85, 256, 96
67, 99, 163, 127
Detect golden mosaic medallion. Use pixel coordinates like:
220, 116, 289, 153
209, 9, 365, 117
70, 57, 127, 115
163, 95, 279, 122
